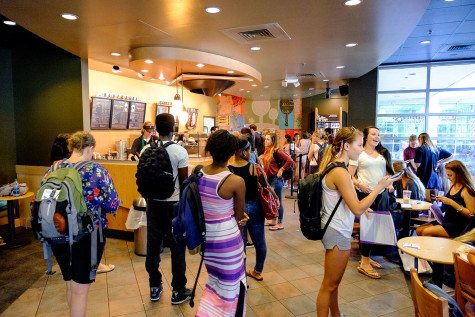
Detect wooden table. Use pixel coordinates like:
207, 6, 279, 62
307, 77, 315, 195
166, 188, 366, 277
396, 198, 432, 211
0, 191, 34, 248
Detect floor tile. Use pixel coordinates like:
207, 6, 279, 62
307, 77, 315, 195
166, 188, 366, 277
108, 295, 144, 316
280, 294, 316, 316
247, 287, 277, 307
253, 300, 294, 317
265, 282, 302, 300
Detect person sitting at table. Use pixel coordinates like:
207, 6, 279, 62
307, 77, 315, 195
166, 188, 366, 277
416, 160, 475, 238
392, 161, 426, 238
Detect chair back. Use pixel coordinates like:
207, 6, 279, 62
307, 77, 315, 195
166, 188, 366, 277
410, 269, 449, 317
425, 188, 438, 202
453, 252, 475, 316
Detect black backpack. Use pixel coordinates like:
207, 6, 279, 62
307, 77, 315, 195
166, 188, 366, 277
136, 140, 176, 200
273, 150, 293, 180
297, 162, 347, 240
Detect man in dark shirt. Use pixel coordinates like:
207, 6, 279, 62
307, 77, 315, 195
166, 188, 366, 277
324, 128, 334, 145
250, 124, 264, 156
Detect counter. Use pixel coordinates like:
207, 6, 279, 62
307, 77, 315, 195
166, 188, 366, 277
14, 156, 212, 236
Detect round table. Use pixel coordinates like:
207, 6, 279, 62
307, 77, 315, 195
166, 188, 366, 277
397, 236, 467, 265
0, 191, 34, 248
396, 198, 432, 211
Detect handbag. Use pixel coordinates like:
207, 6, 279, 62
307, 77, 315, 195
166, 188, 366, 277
255, 163, 279, 220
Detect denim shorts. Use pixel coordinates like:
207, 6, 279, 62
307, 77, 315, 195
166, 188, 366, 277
321, 226, 351, 251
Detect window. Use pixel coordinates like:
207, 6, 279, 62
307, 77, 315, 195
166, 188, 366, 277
377, 62, 475, 176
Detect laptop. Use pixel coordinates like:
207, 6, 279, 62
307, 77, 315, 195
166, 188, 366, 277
429, 202, 444, 224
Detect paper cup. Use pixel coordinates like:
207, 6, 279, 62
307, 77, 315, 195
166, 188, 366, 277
403, 190, 411, 204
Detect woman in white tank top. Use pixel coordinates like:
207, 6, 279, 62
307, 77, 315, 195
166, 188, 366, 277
316, 127, 399, 317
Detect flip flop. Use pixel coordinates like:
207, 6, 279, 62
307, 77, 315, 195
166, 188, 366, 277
357, 266, 381, 279
264, 222, 277, 226
246, 270, 263, 281
359, 260, 383, 269
269, 226, 284, 231
97, 264, 115, 274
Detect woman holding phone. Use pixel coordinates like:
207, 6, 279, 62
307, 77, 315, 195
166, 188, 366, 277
316, 127, 398, 317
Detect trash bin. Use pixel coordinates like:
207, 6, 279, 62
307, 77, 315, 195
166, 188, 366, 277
132, 197, 147, 256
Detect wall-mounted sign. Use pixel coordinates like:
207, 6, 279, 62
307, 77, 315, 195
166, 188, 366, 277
110, 99, 129, 129
186, 108, 199, 130
128, 101, 147, 129
90, 97, 112, 129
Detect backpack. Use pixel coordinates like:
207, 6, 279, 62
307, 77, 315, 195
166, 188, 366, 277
314, 143, 327, 169
297, 162, 347, 240
423, 281, 464, 317
32, 160, 102, 279
273, 150, 293, 180
136, 140, 176, 200
172, 166, 205, 308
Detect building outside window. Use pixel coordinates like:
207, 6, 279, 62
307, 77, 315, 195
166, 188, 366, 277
377, 61, 475, 175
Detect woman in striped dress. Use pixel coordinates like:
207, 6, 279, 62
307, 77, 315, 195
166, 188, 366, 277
196, 130, 248, 317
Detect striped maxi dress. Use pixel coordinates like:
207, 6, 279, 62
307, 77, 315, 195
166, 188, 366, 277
196, 170, 247, 317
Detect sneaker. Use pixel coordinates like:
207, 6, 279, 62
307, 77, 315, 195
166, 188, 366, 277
150, 284, 163, 302
246, 242, 254, 248
171, 288, 192, 305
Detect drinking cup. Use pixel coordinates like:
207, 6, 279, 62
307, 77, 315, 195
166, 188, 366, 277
403, 190, 411, 204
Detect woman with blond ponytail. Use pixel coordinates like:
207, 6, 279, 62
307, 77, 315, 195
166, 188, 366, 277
316, 127, 399, 317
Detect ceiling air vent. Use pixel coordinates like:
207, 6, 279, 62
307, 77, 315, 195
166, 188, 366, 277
238, 29, 275, 41
447, 44, 474, 51
221, 23, 291, 44
297, 74, 317, 78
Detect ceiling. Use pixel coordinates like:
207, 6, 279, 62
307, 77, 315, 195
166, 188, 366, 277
0, 0, 438, 100
384, 0, 475, 64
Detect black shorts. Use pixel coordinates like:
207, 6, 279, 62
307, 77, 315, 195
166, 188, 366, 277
51, 231, 106, 284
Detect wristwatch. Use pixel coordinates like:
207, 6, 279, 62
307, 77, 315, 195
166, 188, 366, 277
456, 207, 463, 213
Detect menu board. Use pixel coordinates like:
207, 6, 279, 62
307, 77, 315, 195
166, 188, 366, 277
128, 101, 147, 129
90, 97, 112, 129
110, 99, 129, 129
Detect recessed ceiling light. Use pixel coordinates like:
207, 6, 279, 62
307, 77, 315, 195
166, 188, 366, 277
252, 84, 257, 87
420, 40, 431, 44
227, 70, 235, 74
445, 0, 455, 2
61, 13, 78, 20
249, 79, 253, 82
165, 81, 170, 84
137, 73, 144, 78
250, 47, 261, 51
247, 91, 250, 93
344, 0, 362, 6
345, 43, 358, 47
150, 78, 156, 80
3, 20, 16, 26
260, 95, 264, 96
264, 86, 269, 88
323, 79, 329, 82
111, 52, 121, 56
409, 73, 416, 76
205, 7, 220, 13
240, 89, 244, 91
144, 60, 153, 64
309, 87, 315, 90
196, 63, 205, 67
141, 70, 149, 73
159, 74, 165, 80
336, 66, 345, 69
293, 94, 298, 97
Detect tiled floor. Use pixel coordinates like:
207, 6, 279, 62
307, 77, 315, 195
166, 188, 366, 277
1, 191, 415, 316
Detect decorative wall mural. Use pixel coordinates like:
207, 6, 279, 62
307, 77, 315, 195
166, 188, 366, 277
268, 108, 279, 126
279, 99, 294, 129
216, 95, 245, 130
186, 108, 199, 130
251, 100, 271, 124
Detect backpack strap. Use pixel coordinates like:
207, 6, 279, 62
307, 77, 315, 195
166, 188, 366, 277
217, 173, 232, 193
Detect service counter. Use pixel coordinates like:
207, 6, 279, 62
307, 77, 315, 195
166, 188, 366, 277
14, 156, 212, 237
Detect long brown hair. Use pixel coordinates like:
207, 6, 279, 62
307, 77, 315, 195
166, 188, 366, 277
318, 127, 362, 175
445, 160, 475, 197
363, 126, 394, 175
263, 133, 279, 168
393, 161, 426, 200
418, 133, 437, 153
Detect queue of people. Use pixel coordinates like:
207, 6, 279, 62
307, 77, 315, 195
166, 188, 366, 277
40, 120, 474, 317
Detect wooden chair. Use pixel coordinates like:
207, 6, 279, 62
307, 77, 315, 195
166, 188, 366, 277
410, 268, 449, 317
453, 252, 475, 317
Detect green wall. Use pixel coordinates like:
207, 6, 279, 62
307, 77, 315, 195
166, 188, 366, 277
348, 68, 378, 130
0, 26, 84, 185
12, 46, 84, 166
0, 48, 17, 185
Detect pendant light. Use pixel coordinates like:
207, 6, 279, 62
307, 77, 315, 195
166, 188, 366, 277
178, 67, 188, 124
172, 66, 182, 109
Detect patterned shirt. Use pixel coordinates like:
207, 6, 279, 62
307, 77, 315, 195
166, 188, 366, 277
42, 159, 121, 228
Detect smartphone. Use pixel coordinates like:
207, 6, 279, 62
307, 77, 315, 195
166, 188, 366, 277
388, 171, 403, 180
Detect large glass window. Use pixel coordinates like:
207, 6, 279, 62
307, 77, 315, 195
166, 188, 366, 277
377, 62, 475, 176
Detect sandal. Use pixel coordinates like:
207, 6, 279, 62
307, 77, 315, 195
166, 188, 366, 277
357, 266, 381, 279
359, 260, 383, 269
269, 225, 284, 231
264, 222, 277, 227
97, 264, 115, 274
247, 270, 263, 281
